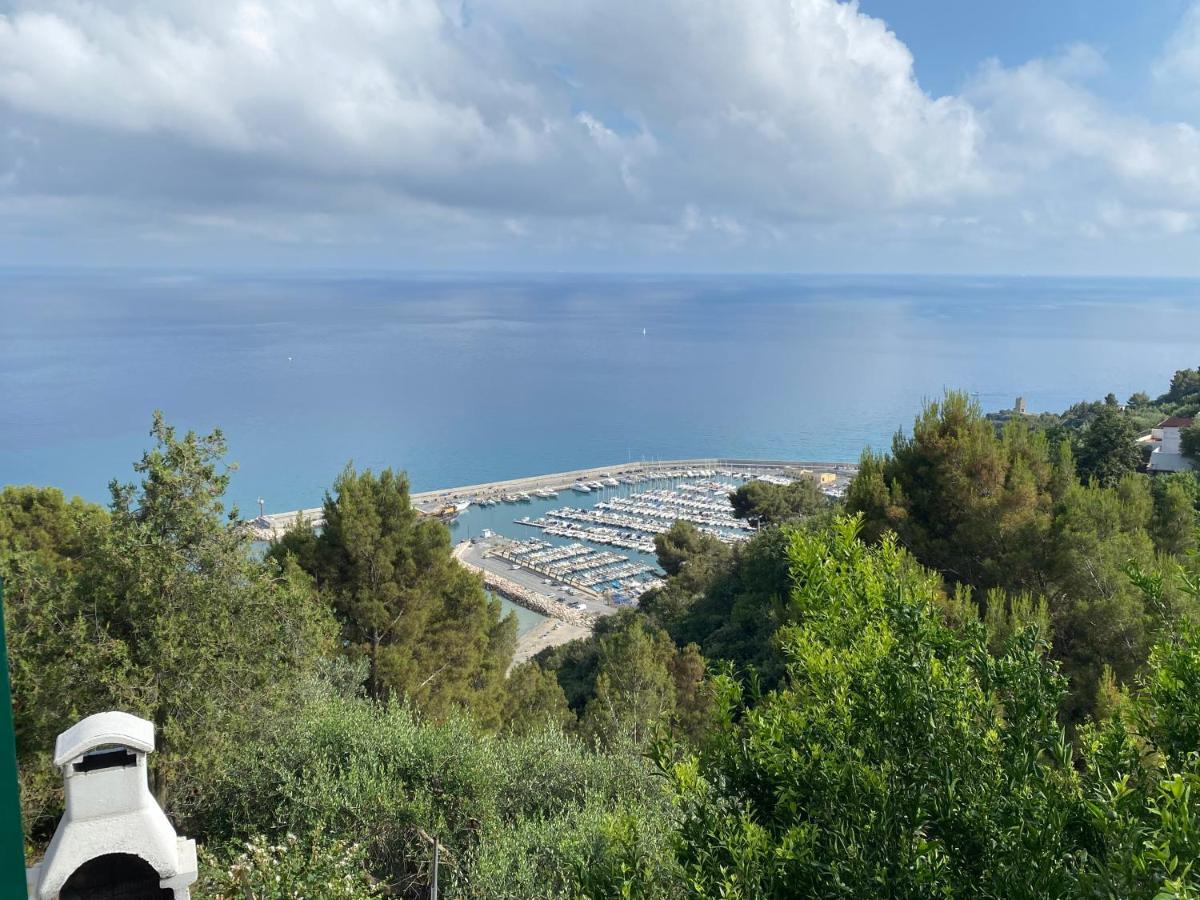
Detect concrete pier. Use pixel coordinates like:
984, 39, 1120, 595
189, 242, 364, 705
247, 457, 857, 541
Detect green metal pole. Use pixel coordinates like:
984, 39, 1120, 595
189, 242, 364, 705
0, 579, 28, 895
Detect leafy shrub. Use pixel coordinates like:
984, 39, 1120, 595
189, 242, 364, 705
198, 832, 379, 899
659, 516, 1087, 898
196, 696, 677, 898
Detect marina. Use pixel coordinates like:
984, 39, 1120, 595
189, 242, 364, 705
248, 457, 856, 540
248, 458, 857, 652
242, 457, 857, 665
490, 538, 664, 600
514, 480, 758, 553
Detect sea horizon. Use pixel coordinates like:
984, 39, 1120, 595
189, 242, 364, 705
4, 269, 1199, 515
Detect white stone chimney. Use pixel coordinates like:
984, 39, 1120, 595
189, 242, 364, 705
25, 711, 197, 899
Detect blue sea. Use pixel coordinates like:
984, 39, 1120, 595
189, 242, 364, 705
4, 270, 1200, 515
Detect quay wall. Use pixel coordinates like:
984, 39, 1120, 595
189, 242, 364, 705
249, 456, 858, 540
453, 543, 589, 626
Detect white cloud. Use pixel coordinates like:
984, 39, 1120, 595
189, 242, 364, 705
0, 0, 1198, 270
1156, 2, 1200, 94
966, 47, 1200, 240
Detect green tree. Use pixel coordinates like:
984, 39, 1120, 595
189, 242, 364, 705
847, 394, 1194, 721
1049, 476, 1168, 722
501, 662, 575, 735
88, 415, 336, 811
666, 642, 712, 745
1075, 405, 1141, 485
655, 525, 793, 688
1160, 367, 1200, 409
653, 520, 730, 578
0, 485, 106, 572
272, 464, 516, 723
659, 516, 1083, 898
1180, 425, 1200, 461
2, 552, 137, 838
1150, 473, 1198, 556
582, 620, 678, 749
7, 414, 336, 829
847, 391, 1054, 591
1075, 566, 1200, 898
728, 477, 825, 526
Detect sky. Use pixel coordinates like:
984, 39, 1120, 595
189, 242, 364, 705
2, 0, 1200, 275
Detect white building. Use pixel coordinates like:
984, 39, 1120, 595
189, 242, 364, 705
1147, 416, 1196, 473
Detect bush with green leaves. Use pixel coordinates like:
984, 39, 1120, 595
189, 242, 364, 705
657, 516, 1087, 898
196, 695, 678, 898
198, 832, 379, 899
3, 415, 337, 845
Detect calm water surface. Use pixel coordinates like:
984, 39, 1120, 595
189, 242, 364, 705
3, 271, 1199, 515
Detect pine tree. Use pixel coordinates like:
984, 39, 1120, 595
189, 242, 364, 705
273, 464, 516, 723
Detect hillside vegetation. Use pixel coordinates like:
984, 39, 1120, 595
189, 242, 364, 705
5, 370, 1200, 897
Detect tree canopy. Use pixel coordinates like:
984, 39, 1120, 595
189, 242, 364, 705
3, 414, 335, 833
657, 517, 1200, 899
270, 464, 516, 724
728, 477, 825, 526
1075, 404, 1142, 485
1181, 424, 1200, 461
847, 391, 1194, 721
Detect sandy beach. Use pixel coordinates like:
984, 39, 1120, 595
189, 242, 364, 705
511, 618, 591, 670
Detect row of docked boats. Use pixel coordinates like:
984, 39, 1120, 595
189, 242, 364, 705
516, 481, 753, 548
464, 487, 561, 508
493, 538, 664, 598
570, 476, 619, 493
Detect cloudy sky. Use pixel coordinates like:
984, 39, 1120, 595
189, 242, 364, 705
2, 0, 1200, 274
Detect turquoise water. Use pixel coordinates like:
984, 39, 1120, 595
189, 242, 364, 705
3, 271, 1200, 517
450, 473, 733, 566
496, 596, 547, 636
471, 473, 744, 634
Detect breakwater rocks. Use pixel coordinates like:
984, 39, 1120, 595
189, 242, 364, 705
454, 546, 589, 626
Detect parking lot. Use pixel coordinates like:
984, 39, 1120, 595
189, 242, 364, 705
461, 537, 619, 618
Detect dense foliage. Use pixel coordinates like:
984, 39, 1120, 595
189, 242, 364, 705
198, 833, 381, 899
728, 476, 825, 526
269, 465, 516, 724
195, 695, 678, 898
661, 517, 1082, 897
2, 415, 334, 836
1183, 425, 1200, 461
846, 390, 1196, 720
8, 371, 1200, 898
657, 517, 1200, 899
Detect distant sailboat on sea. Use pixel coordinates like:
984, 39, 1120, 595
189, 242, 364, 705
642, 327, 646, 336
